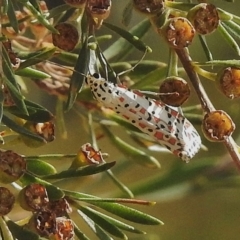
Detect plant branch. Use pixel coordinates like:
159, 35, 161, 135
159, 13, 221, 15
175, 48, 240, 171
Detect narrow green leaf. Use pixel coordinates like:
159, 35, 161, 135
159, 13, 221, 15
7, 0, 19, 33
79, 206, 127, 239
222, 20, 240, 39
102, 125, 160, 169
18, 47, 56, 70
0, 217, 14, 240
78, 210, 113, 240
122, 1, 133, 26
43, 162, 116, 179
15, 67, 51, 79
6, 220, 39, 240
196, 60, 240, 68
26, 159, 57, 176
2, 114, 46, 143
2, 47, 28, 115
73, 222, 91, 240
81, 208, 144, 234
103, 19, 152, 61
65, 191, 163, 225
18, 0, 58, 33
130, 65, 168, 89
198, 35, 213, 61
103, 22, 151, 53
218, 22, 240, 55
47, 4, 73, 19
20, 172, 64, 200
7, 99, 54, 122
66, 37, 90, 111
2, 0, 9, 14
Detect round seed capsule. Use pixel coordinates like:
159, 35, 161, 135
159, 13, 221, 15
52, 22, 80, 51
216, 67, 240, 99
159, 76, 190, 107
18, 183, 49, 211
50, 217, 74, 240
21, 121, 55, 148
161, 17, 195, 49
133, 0, 165, 16
87, 0, 112, 28
28, 211, 56, 237
202, 110, 235, 142
0, 150, 26, 184
187, 3, 219, 35
48, 198, 72, 217
0, 187, 15, 216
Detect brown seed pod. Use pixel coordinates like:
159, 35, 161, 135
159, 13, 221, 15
216, 67, 240, 99
161, 17, 195, 49
70, 143, 106, 168
202, 110, 235, 142
47, 198, 72, 217
159, 76, 190, 107
87, 0, 112, 28
18, 183, 49, 211
0, 187, 15, 216
21, 121, 55, 148
52, 22, 80, 51
63, 0, 87, 8
50, 217, 74, 240
27, 211, 56, 237
133, 0, 165, 16
0, 150, 26, 184
187, 3, 219, 35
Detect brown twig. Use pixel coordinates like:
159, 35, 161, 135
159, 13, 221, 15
175, 48, 240, 171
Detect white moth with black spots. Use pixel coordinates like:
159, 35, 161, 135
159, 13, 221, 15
86, 74, 201, 162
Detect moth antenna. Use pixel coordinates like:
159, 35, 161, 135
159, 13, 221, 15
116, 49, 148, 83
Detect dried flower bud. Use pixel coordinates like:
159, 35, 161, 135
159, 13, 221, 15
2, 84, 16, 106
87, 0, 112, 28
159, 76, 190, 107
3, 40, 20, 69
0, 187, 15, 216
18, 183, 49, 211
70, 143, 105, 168
187, 3, 219, 35
52, 22, 81, 51
133, 0, 165, 16
161, 17, 195, 49
2, 11, 27, 37
21, 121, 55, 148
63, 0, 87, 8
0, 150, 26, 183
49, 217, 74, 240
216, 67, 240, 99
202, 110, 235, 142
48, 198, 72, 217
28, 211, 56, 237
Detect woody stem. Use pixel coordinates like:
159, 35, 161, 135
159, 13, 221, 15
175, 48, 240, 171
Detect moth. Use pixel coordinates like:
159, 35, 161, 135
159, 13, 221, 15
86, 74, 201, 162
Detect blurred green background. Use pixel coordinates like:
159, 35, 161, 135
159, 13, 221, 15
7, 0, 240, 239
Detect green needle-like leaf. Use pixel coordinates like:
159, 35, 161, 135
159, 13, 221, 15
26, 159, 57, 176
66, 37, 90, 111
79, 206, 127, 239
43, 162, 116, 179
6, 220, 39, 240
103, 19, 152, 61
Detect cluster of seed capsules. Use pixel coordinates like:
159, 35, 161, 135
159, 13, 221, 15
0, 150, 74, 239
